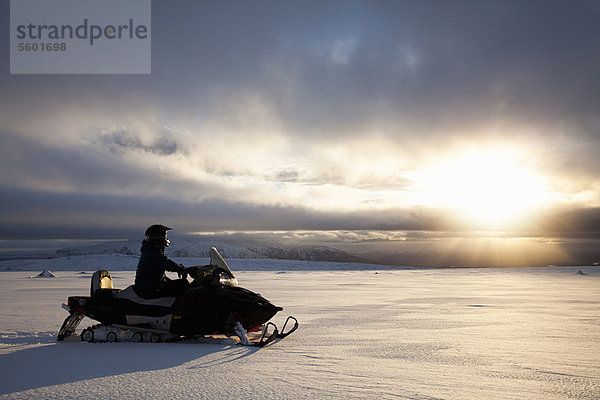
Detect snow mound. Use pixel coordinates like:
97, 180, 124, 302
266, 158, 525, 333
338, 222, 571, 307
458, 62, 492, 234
30, 270, 56, 278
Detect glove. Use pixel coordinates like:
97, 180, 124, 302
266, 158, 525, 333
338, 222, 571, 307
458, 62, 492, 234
177, 264, 188, 280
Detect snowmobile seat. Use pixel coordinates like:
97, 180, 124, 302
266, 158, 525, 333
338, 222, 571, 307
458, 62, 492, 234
91, 269, 116, 297
114, 285, 177, 308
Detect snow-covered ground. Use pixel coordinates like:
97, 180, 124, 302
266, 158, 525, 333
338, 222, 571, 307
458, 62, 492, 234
0, 257, 599, 399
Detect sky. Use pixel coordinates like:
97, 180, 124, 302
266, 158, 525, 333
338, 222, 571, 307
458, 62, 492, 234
1, 1, 600, 265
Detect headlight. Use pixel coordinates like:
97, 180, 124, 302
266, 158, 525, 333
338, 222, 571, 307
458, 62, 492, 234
219, 274, 238, 287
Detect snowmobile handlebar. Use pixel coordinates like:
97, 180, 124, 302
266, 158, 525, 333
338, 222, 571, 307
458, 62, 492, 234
185, 265, 238, 287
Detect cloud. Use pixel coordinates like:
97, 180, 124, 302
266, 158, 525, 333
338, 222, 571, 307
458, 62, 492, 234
6, 1, 598, 146
1, 1, 599, 239
93, 128, 182, 156
539, 207, 600, 235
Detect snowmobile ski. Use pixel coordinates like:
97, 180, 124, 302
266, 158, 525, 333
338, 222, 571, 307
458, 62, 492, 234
279, 316, 298, 338
236, 316, 299, 347
254, 322, 279, 347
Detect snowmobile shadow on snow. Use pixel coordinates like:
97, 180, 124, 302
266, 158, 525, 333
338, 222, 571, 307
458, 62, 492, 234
57, 247, 297, 347
0, 339, 257, 395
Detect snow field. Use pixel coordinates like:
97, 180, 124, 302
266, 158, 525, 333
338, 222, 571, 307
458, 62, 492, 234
0, 263, 599, 399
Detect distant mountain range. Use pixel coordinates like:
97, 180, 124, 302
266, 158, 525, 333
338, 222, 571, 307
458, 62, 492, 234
31, 233, 600, 268
55, 236, 360, 263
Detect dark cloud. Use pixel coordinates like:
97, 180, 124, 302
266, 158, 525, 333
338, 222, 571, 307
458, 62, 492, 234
539, 207, 600, 236
4, 1, 599, 141
0, 129, 157, 192
0, 184, 442, 238
143, 0, 600, 144
2, 181, 599, 238
94, 129, 181, 156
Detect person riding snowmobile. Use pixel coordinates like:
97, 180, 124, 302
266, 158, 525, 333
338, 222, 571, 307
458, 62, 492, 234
133, 224, 189, 298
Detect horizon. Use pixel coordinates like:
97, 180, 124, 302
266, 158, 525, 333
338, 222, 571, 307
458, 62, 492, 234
1, 229, 598, 268
1, 1, 600, 267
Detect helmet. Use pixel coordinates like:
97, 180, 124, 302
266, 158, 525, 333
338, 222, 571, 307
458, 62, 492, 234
144, 224, 172, 247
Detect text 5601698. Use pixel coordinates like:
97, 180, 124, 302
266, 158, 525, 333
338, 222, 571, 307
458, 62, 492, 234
18, 43, 67, 52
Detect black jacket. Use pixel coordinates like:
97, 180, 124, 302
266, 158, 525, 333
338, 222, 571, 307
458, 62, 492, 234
134, 241, 184, 298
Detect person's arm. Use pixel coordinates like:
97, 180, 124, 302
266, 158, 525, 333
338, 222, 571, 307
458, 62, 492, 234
164, 257, 186, 274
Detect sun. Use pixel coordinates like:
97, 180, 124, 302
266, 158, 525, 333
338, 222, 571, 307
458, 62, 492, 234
420, 147, 550, 229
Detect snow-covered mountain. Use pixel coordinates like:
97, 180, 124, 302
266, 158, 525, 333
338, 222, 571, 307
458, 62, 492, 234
55, 236, 359, 263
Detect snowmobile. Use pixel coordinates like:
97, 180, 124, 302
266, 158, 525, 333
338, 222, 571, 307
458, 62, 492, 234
57, 247, 297, 347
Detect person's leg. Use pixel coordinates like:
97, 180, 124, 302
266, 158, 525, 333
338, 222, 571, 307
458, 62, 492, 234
156, 278, 189, 297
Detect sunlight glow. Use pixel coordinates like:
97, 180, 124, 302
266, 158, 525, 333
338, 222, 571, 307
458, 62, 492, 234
419, 147, 550, 229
